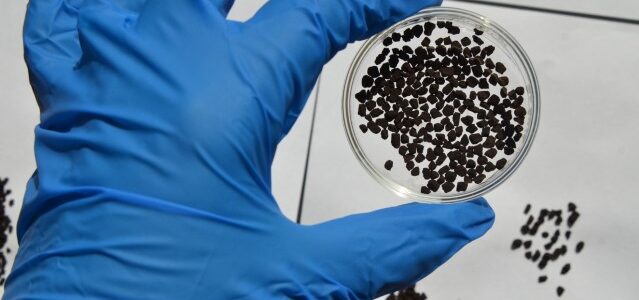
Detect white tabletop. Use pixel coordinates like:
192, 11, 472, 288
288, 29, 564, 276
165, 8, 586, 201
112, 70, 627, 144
301, 2, 639, 299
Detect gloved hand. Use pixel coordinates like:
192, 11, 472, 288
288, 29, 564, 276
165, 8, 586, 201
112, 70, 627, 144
6, 1, 495, 299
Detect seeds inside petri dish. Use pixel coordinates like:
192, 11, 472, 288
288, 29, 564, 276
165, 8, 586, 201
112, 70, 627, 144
354, 16, 529, 197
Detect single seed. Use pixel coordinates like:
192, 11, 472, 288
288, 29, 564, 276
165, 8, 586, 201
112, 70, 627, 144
557, 286, 565, 297
427, 179, 440, 192
498, 76, 510, 86
359, 124, 368, 133
384, 160, 393, 170
456, 182, 468, 192
469, 134, 482, 144
472, 35, 484, 45
576, 241, 584, 253
411, 167, 420, 176
362, 75, 374, 87
523, 240, 532, 249
496, 158, 507, 170
538, 275, 547, 283
511, 239, 522, 250
424, 22, 436, 35
495, 62, 507, 74
560, 263, 571, 275
442, 182, 455, 193
461, 36, 471, 46
474, 174, 486, 184
421, 186, 431, 194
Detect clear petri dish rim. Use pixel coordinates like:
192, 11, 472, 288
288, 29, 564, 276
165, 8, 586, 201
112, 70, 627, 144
342, 6, 541, 204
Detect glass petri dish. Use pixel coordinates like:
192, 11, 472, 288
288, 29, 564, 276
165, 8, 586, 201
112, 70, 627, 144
343, 7, 540, 203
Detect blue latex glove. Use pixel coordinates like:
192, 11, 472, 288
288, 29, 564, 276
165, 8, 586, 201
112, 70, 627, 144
6, 1, 495, 299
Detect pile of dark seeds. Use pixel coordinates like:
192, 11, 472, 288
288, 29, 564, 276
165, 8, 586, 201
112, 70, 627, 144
356, 20, 527, 194
0, 177, 14, 286
511, 202, 584, 297
386, 285, 427, 300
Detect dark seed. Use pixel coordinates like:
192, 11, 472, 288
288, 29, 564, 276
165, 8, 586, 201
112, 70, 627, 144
362, 75, 374, 87
495, 62, 507, 74
567, 212, 580, 228
485, 148, 497, 158
391, 133, 400, 148
384, 160, 393, 171
427, 180, 440, 192
456, 181, 468, 192
538, 275, 547, 283
359, 124, 368, 133
560, 263, 571, 275
474, 174, 486, 184
511, 239, 522, 250
568, 202, 577, 211
498, 76, 509, 86
442, 182, 455, 193
421, 186, 431, 194
557, 286, 565, 297
472, 35, 484, 45
424, 22, 436, 35
576, 241, 584, 254
367, 66, 380, 78
496, 158, 507, 170
469, 134, 482, 144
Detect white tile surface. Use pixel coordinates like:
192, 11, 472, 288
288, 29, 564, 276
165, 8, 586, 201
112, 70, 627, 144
449, 0, 639, 20
303, 2, 639, 299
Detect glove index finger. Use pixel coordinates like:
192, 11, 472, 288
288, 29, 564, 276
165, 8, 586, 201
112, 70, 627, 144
237, 0, 443, 137
24, 0, 82, 68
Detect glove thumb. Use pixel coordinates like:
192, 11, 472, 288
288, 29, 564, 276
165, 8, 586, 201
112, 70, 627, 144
313, 198, 494, 298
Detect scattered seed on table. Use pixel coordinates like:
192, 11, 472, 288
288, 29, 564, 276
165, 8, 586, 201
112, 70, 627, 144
557, 286, 565, 297
524, 203, 531, 214
538, 275, 547, 283
575, 241, 584, 253
560, 263, 571, 275
512, 239, 523, 250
